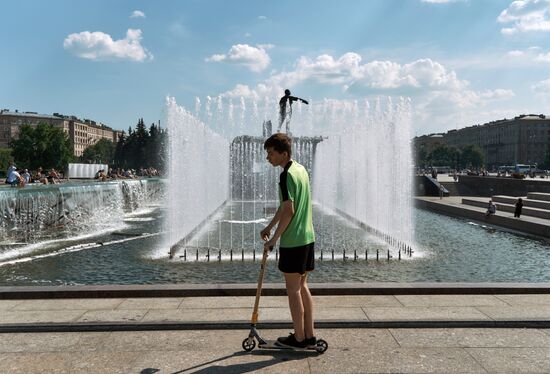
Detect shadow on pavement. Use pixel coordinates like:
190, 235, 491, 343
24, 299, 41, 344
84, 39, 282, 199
143, 349, 316, 374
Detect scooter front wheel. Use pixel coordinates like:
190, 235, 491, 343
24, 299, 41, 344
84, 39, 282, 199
315, 339, 328, 354
242, 337, 256, 352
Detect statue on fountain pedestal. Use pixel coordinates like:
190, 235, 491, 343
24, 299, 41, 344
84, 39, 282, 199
277, 89, 308, 135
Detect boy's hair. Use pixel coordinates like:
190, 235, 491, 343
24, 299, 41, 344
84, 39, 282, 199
264, 133, 292, 157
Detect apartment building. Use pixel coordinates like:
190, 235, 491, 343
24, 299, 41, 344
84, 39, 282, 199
0, 109, 121, 157
415, 114, 550, 167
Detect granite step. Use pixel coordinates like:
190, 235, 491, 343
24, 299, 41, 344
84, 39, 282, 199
461, 198, 550, 220
528, 192, 550, 202
492, 195, 550, 210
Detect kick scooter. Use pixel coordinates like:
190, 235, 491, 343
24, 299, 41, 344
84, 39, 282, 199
241, 245, 328, 354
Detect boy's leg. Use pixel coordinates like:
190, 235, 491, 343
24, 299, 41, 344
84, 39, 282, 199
300, 274, 315, 339
284, 272, 305, 341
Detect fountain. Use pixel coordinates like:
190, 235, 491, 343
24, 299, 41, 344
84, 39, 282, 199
165, 95, 415, 261
0, 178, 164, 262
6, 96, 550, 285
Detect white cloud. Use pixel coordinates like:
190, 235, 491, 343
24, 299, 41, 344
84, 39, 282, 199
507, 50, 525, 56
498, 0, 550, 35
506, 46, 550, 62
63, 29, 153, 61
532, 78, 550, 93
258, 15, 267, 20
240, 53, 466, 94
480, 89, 516, 99
130, 10, 146, 18
206, 44, 271, 72
218, 52, 516, 134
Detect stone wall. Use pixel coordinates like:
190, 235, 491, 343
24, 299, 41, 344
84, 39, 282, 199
443, 176, 550, 197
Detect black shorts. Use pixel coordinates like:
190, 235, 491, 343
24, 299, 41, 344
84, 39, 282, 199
278, 243, 315, 274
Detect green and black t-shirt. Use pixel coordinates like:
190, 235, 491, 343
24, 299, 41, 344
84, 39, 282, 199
278, 160, 315, 247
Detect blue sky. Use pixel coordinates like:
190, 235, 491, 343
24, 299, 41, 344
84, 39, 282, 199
1, 0, 550, 135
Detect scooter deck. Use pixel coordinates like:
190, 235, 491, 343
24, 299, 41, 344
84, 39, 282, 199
258, 339, 317, 351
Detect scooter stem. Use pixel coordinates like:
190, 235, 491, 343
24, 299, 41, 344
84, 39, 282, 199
251, 246, 271, 324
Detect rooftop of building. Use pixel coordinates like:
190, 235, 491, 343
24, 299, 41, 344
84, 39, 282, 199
0, 109, 115, 131
417, 114, 550, 138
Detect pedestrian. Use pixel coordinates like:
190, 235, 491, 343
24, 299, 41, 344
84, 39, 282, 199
485, 199, 496, 217
34, 167, 48, 185
260, 133, 316, 349
47, 168, 61, 184
5, 165, 25, 187
514, 198, 523, 218
21, 169, 31, 184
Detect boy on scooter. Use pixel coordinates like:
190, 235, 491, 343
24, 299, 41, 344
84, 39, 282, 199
261, 133, 316, 349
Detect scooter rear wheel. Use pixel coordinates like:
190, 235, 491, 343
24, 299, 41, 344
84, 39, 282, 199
242, 338, 256, 352
315, 339, 328, 354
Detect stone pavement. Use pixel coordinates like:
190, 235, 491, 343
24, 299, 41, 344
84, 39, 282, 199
2, 294, 550, 372
2, 327, 550, 373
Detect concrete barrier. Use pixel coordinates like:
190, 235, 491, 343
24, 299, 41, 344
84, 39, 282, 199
416, 197, 550, 238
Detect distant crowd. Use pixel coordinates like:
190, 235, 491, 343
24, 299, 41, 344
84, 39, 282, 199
4, 165, 161, 187
4, 165, 62, 187
94, 167, 160, 181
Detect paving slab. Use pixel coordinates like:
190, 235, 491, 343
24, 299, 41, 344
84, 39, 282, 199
363, 306, 492, 322
314, 295, 402, 307
309, 307, 369, 321
178, 296, 288, 308
307, 346, 487, 374
0, 332, 108, 353
0, 351, 141, 374
390, 328, 550, 348
466, 347, 550, 373
141, 307, 255, 323
0, 300, 23, 311
12, 298, 124, 311
77, 309, 147, 323
314, 328, 400, 349
0, 310, 85, 324
477, 305, 550, 320
116, 297, 184, 310
495, 294, 550, 306
101, 329, 249, 352
395, 295, 508, 307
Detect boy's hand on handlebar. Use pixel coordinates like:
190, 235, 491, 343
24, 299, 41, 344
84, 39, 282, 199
260, 226, 271, 241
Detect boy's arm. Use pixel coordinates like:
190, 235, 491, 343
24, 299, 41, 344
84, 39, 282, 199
267, 200, 294, 245
261, 206, 282, 240
267, 206, 283, 229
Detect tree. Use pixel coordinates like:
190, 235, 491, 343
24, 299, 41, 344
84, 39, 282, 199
112, 118, 167, 170
81, 138, 116, 164
541, 144, 550, 170
430, 145, 452, 167
0, 148, 13, 176
134, 118, 149, 168
414, 145, 428, 169
11, 123, 73, 171
460, 145, 484, 169
114, 132, 126, 168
